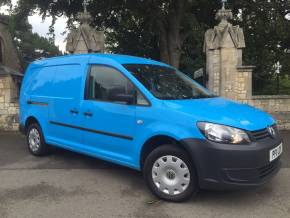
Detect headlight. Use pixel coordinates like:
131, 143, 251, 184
197, 122, 251, 144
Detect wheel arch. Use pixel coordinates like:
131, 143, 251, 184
24, 116, 41, 134
139, 135, 195, 170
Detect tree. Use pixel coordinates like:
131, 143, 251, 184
230, 0, 290, 94
144, 1, 190, 67
0, 0, 61, 69
6, 0, 218, 68
7, 14, 61, 69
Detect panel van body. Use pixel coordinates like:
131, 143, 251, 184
20, 54, 282, 202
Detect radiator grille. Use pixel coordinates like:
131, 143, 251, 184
251, 128, 270, 141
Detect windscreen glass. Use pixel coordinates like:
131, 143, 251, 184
123, 64, 213, 100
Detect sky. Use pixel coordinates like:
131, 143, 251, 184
0, 0, 68, 51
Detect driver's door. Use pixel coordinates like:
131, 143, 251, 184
80, 65, 137, 164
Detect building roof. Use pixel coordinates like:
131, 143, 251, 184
0, 14, 9, 25
0, 65, 23, 77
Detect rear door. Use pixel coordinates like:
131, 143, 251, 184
47, 64, 85, 148
80, 65, 138, 165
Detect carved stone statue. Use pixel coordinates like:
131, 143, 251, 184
66, 0, 105, 54
204, 3, 245, 52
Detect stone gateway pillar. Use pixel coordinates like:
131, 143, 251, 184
202, 4, 290, 130
204, 5, 253, 100
66, 2, 105, 54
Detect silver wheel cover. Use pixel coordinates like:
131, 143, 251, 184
152, 155, 190, 196
28, 128, 41, 153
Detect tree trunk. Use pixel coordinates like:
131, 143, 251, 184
159, 24, 170, 64
158, 27, 182, 68
158, 0, 185, 68
167, 25, 182, 68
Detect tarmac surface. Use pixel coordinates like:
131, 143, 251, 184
0, 131, 289, 218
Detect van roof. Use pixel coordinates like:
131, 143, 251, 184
31, 53, 170, 67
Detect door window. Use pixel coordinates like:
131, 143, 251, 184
86, 65, 149, 106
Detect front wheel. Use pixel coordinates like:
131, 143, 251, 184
143, 144, 199, 202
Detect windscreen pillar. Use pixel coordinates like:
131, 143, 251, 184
204, 6, 253, 100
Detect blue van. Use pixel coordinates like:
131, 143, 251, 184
19, 54, 282, 202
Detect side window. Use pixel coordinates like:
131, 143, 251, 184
86, 65, 149, 106
137, 91, 149, 106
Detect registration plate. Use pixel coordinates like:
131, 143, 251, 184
269, 143, 283, 162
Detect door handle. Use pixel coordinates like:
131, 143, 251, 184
84, 111, 93, 117
70, 109, 79, 114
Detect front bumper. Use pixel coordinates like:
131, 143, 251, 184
180, 136, 282, 190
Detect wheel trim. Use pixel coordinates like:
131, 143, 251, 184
152, 155, 190, 196
28, 128, 41, 153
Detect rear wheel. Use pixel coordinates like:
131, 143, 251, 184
27, 123, 49, 156
143, 144, 199, 202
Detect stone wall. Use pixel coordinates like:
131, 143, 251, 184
250, 97, 290, 130
0, 75, 19, 131
225, 73, 290, 130
234, 69, 290, 130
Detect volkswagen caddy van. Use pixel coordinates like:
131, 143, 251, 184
19, 54, 282, 202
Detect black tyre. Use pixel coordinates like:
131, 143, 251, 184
143, 144, 199, 202
26, 123, 50, 156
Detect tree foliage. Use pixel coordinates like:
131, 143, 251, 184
8, 15, 61, 69
1, 0, 290, 93
3, 0, 221, 68
0, 0, 61, 70
230, 0, 290, 94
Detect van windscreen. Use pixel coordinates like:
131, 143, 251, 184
123, 64, 214, 100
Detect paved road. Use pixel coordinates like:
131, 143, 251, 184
0, 131, 289, 218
